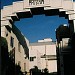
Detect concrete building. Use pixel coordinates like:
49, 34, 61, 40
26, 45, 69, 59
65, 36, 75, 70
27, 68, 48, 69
56, 24, 75, 75
1, 24, 29, 74
29, 38, 57, 73
1, 0, 75, 75
56, 24, 70, 75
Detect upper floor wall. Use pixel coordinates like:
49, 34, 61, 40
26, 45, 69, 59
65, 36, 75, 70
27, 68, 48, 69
29, 41, 56, 55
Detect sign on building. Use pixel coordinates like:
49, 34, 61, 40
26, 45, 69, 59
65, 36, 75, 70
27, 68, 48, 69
29, 0, 44, 5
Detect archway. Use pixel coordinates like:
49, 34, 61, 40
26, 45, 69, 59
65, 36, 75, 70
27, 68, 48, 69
1, 0, 75, 74
1, 0, 75, 34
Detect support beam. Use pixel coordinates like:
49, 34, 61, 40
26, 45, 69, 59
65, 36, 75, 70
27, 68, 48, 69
73, 20, 75, 32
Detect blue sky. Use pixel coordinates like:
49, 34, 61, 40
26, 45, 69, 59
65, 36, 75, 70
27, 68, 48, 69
15, 15, 68, 42
1, 0, 75, 42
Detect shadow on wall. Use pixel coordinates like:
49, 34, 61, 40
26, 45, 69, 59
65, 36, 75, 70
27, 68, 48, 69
63, 33, 75, 75
56, 32, 75, 75
12, 25, 29, 58
1, 37, 24, 75
29, 66, 57, 75
1, 37, 57, 75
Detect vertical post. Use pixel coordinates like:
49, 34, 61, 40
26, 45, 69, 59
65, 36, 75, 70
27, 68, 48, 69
69, 20, 75, 36
45, 45, 48, 69
60, 41, 64, 75
0, 43, 1, 75
73, 20, 75, 33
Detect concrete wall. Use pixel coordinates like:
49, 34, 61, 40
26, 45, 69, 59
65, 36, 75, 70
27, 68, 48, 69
29, 39, 57, 73
29, 49, 41, 70
1, 25, 29, 73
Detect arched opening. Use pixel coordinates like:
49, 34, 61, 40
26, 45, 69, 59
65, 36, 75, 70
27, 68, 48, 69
13, 7, 71, 74
1, 0, 75, 75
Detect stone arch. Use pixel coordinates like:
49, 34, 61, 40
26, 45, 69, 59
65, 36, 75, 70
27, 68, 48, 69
1, 0, 75, 35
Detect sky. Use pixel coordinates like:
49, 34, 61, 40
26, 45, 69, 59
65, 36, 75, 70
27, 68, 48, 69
14, 15, 68, 42
1, 0, 75, 43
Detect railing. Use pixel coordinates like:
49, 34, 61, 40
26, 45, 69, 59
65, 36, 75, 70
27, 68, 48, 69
29, 0, 44, 5
41, 55, 57, 60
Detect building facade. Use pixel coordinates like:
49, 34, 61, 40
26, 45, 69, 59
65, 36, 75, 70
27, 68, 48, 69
1, 24, 29, 74
29, 38, 57, 73
56, 24, 75, 75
